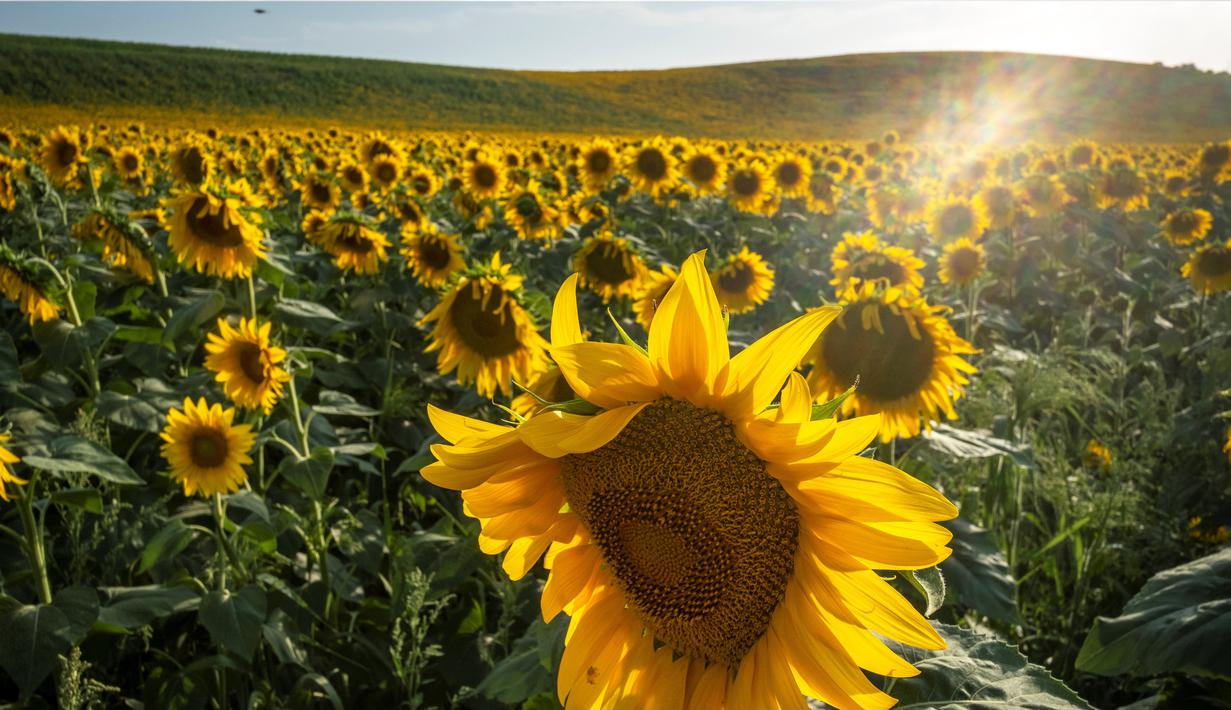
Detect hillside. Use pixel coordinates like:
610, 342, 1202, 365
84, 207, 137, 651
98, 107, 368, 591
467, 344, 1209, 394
1, 32, 1230, 142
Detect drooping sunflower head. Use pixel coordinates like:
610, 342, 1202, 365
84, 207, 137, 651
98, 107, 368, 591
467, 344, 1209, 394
166, 184, 267, 279
160, 398, 255, 498
1197, 141, 1231, 180
40, 126, 87, 186
829, 231, 925, 294
169, 139, 213, 188
709, 246, 774, 315
577, 138, 620, 192
680, 145, 727, 195
463, 152, 507, 199
573, 232, 647, 303
418, 253, 550, 398
420, 252, 957, 708
926, 194, 989, 243
1161, 208, 1213, 246
316, 212, 391, 275
400, 222, 465, 289
204, 318, 290, 414
71, 209, 157, 283
938, 238, 985, 286
806, 281, 977, 442
0, 244, 61, 324
297, 173, 341, 211
1182, 239, 1231, 295
633, 263, 678, 331
727, 159, 777, 215
624, 138, 678, 198
1095, 167, 1149, 211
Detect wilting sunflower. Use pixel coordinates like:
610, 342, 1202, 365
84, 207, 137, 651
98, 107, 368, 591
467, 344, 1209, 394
829, 231, 925, 294
1095, 167, 1149, 211
680, 145, 727, 196
316, 213, 391, 275
624, 138, 678, 198
166, 184, 267, 279
1017, 174, 1072, 218
400, 222, 465, 288
204, 318, 290, 414
633, 264, 678, 331
463, 152, 507, 199
973, 183, 1017, 230
727, 159, 777, 215
297, 173, 341, 211
160, 398, 256, 498
71, 209, 156, 283
39, 126, 87, 187
925, 194, 988, 243
113, 146, 145, 181
420, 253, 956, 709
710, 247, 775, 314
1161, 208, 1213, 246
805, 281, 977, 442
0, 432, 27, 502
938, 239, 985, 286
169, 139, 213, 187
573, 233, 646, 303
1182, 239, 1231, 295
0, 246, 60, 324
577, 139, 620, 193
419, 253, 550, 398
503, 182, 562, 241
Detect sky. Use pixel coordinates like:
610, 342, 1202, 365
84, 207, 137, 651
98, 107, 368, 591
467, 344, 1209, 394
0, 1, 1229, 73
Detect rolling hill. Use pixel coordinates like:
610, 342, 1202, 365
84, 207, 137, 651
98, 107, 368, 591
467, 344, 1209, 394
1, 32, 1230, 143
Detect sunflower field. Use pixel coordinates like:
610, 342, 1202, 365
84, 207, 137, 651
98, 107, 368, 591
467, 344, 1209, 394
0, 123, 1229, 710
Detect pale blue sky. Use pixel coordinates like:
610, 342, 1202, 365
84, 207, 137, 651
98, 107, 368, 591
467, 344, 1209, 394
1, 2, 1228, 72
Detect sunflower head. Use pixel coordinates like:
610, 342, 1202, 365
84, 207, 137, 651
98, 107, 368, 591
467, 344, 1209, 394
298, 173, 341, 211
577, 139, 620, 192
727, 159, 777, 215
926, 194, 989, 243
463, 153, 506, 199
1096, 167, 1149, 211
1197, 141, 1231, 179
204, 318, 290, 414
368, 154, 403, 191
160, 398, 255, 498
317, 212, 391, 275
1017, 174, 1072, 217
633, 264, 678, 331
40, 126, 88, 187
166, 182, 267, 279
0, 244, 61, 324
624, 138, 678, 198
938, 238, 985, 286
503, 182, 562, 241
113, 146, 145, 181
71, 208, 157, 283
401, 222, 465, 289
1182, 239, 1231, 295
829, 231, 925, 294
681, 146, 727, 195
709, 247, 775, 315
1161, 208, 1213, 246
804, 172, 842, 214
573, 233, 646, 303
974, 183, 1017, 230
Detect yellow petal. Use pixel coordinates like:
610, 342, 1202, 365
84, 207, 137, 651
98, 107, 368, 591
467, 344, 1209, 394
719, 305, 841, 418
551, 342, 661, 409
647, 251, 728, 403
775, 372, 813, 424
542, 543, 602, 621
552, 273, 584, 348
687, 663, 729, 710
807, 515, 953, 569
428, 404, 509, 444
794, 456, 959, 522
518, 404, 649, 458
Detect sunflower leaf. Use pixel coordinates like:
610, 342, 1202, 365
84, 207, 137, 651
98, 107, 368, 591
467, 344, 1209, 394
607, 308, 648, 356
810, 377, 858, 420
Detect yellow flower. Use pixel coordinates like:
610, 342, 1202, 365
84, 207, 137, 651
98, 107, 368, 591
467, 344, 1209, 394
0, 248, 61, 324
680, 144, 727, 196
112, 146, 145, 181
577, 139, 620, 193
772, 154, 812, 198
1160, 208, 1212, 246
204, 318, 290, 414
160, 398, 255, 498
1017, 174, 1072, 218
926, 194, 989, 243
1182, 239, 1231, 295
624, 138, 678, 198
829, 231, 925, 295
1082, 439, 1112, 470
503, 182, 562, 241
805, 281, 977, 442
633, 264, 678, 331
71, 210, 156, 283
1095, 167, 1149, 211
462, 152, 506, 199
401, 222, 465, 289
419, 253, 550, 398
40, 126, 87, 187
420, 252, 956, 709
169, 138, 213, 188
407, 168, 441, 199
368, 154, 403, 192
0, 432, 28, 502
1196, 141, 1231, 180
573, 233, 646, 303
803, 172, 842, 214
710, 247, 774, 314
727, 159, 777, 215
938, 239, 985, 286
316, 213, 391, 275
974, 184, 1017, 230
297, 173, 341, 211
166, 185, 266, 279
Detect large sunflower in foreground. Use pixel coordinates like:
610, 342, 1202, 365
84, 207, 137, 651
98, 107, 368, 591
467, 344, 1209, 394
204, 317, 291, 414
829, 231, 924, 295
1182, 239, 1231, 295
0, 432, 27, 502
401, 223, 465, 289
805, 282, 977, 442
160, 398, 256, 497
421, 253, 956, 709
574, 233, 646, 303
710, 247, 775, 314
166, 184, 266, 279
419, 254, 550, 398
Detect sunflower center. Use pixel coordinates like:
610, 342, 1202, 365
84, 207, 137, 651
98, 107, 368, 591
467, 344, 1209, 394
854, 258, 906, 285
344, 167, 364, 186
732, 171, 761, 197
561, 399, 798, 666
1201, 145, 1230, 171
587, 150, 612, 175
182, 148, 207, 185
56, 139, 79, 167
376, 163, 397, 183
687, 156, 717, 184
1197, 248, 1231, 277
189, 428, 230, 469
122, 154, 140, 172
237, 343, 267, 385
310, 182, 333, 204
450, 283, 522, 357
1103, 171, 1144, 199
412, 176, 432, 195
1169, 211, 1199, 234
186, 197, 246, 248
821, 304, 936, 402
776, 162, 803, 187
948, 247, 981, 278
938, 205, 974, 237
636, 149, 667, 181
515, 194, 542, 219
584, 246, 633, 285
473, 164, 498, 189
418, 237, 453, 271
718, 263, 755, 293
334, 225, 375, 254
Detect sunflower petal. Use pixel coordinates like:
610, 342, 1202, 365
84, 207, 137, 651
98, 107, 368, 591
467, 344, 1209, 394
551, 342, 660, 409
647, 251, 728, 402
720, 305, 841, 416
552, 273, 584, 347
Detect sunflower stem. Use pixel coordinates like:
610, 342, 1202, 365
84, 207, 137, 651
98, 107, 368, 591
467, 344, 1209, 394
245, 275, 258, 319
212, 493, 242, 586
26, 200, 48, 260
287, 373, 310, 456
15, 473, 53, 606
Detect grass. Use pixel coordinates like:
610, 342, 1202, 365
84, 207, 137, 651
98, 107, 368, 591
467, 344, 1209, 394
2, 32, 1231, 142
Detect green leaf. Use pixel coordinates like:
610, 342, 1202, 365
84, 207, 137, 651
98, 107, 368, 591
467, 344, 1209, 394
161, 290, 225, 346
52, 586, 100, 645
811, 378, 858, 420
96, 390, 166, 432
31, 317, 116, 368
0, 603, 74, 700
882, 623, 1092, 708
923, 423, 1035, 469
907, 567, 947, 617
941, 517, 1021, 623
21, 434, 142, 484
607, 308, 648, 356
139, 519, 197, 574
71, 279, 97, 321
96, 585, 200, 631
50, 487, 104, 514
278, 447, 334, 500
274, 298, 356, 335
1075, 547, 1231, 680
313, 390, 381, 417
198, 586, 267, 662
475, 616, 566, 704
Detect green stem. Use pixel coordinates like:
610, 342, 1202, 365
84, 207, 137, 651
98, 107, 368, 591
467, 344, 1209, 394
27, 201, 48, 259
15, 474, 53, 605
245, 275, 258, 320
212, 494, 241, 585
287, 374, 310, 456
313, 500, 333, 623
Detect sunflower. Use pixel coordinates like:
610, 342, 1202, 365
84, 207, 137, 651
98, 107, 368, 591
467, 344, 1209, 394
169, 139, 212, 187
727, 159, 777, 215
1160, 208, 1213, 246
408, 168, 440, 199
420, 253, 956, 709
40, 126, 87, 187
204, 318, 291, 414
401, 222, 465, 289
973, 183, 1017, 230
1161, 169, 1191, 197
633, 264, 678, 331
1017, 174, 1072, 218
710, 247, 775, 314
768, 154, 810, 199
938, 238, 985, 286
1095, 167, 1149, 211
0, 246, 60, 324
71, 210, 157, 283
113, 146, 145, 181
925, 194, 988, 243
829, 231, 925, 294
577, 139, 620, 193
166, 185, 267, 279
503, 182, 562, 241
1066, 140, 1100, 169
680, 145, 727, 196
297, 173, 341, 211
804, 172, 843, 214
574, 233, 646, 303
317, 213, 391, 275
820, 154, 850, 181
368, 154, 403, 192
0, 432, 27, 502
624, 138, 678, 198
160, 398, 255, 498
1182, 239, 1231, 295
463, 152, 507, 199
805, 281, 977, 442
1082, 439, 1112, 470
1196, 141, 1231, 180
419, 253, 550, 398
